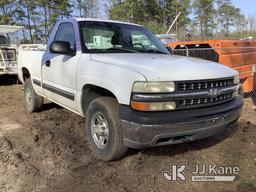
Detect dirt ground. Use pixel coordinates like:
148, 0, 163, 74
0, 76, 255, 192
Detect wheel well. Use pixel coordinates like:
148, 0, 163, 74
22, 67, 30, 81
81, 84, 117, 116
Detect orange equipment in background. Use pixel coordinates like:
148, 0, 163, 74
168, 40, 256, 93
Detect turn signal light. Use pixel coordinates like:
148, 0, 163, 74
131, 101, 176, 111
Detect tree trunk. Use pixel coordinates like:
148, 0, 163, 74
25, 2, 33, 43
43, 5, 48, 43
32, 18, 38, 42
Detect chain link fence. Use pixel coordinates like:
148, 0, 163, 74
172, 46, 256, 114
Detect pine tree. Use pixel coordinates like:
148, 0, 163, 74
0, 0, 16, 24
16, 0, 38, 43
164, 0, 191, 35
193, 0, 216, 39
36, 0, 51, 42
75, 0, 99, 18
219, 3, 243, 36
108, 0, 191, 34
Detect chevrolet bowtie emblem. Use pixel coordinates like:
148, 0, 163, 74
208, 88, 222, 98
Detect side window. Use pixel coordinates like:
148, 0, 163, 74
55, 23, 75, 49
131, 31, 155, 49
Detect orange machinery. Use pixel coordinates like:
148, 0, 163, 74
168, 40, 256, 93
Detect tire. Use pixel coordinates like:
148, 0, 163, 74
85, 97, 128, 161
251, 90, 256, 107
238, 85, 244, 98
82, 91, 100, 116
24, 78, 43, 113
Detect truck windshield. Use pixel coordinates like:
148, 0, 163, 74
79, 21, 169, 54
0, 35, 10, 46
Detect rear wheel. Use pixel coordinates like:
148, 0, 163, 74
24, 78, 43, 113
85, 97, 128, 161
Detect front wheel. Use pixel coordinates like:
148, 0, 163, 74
24, 78, 43, 113
85, 97, 128, 161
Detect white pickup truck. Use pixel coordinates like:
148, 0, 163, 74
18, 18, 243, 161
0, 25, 23, 75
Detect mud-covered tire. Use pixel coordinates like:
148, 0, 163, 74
238, 85, 244, 98
85, 97, 128, 161
24, 78, 43, 113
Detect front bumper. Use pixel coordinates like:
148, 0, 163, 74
120, 96, 243, 149
0, 67, 18, 75
0, 60, 18, 75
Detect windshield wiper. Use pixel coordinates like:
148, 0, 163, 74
145, 49, 168, 54
107, 47, 138, 53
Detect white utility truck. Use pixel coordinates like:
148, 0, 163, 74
0, 25, 23, 75
18, 18, 243, 161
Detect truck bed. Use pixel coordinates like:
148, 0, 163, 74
17, 44, 46, 84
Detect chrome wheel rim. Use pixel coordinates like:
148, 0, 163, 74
91, 112, 109, 149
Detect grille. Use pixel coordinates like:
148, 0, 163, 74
178, 93, 233, 109
176, 78, 237, 109
177, 78, 234, 92
0, 49, 16, 61
132, 78, 238, 110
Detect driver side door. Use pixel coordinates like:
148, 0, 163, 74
41, 22, 79, 111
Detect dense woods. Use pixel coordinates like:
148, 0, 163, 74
0, 0, 255, 43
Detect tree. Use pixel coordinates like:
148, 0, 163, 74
49, 0, 73, 22
219, 3, 243, 36
164, 0, 191, 35
34, 0, 74, 43
75, 0, 99, 18
193, 0, 216, 39
247, 14, 256, 32
15, 0, 38, 43
0, 0, 16, 24
36, 0, 51, 42
216, 0, 231, 7
108, 0, 191, 34
235, 14, 247, 33
76, 0, 87, 17
108, 0, 166, 32
215, 0, 232, 34
109, 0, 146, 23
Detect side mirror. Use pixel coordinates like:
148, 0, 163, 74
50, 41, 75, 56
166, 47, 174, 54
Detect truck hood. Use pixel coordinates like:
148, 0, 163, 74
90, 53, 238, 81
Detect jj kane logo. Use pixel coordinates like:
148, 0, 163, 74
162, 163, 240, 182
162, 163, 187, 182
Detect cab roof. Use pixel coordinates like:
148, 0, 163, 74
74, 18, 142, 27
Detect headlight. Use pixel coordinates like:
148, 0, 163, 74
7, 52, 14, 60
233, 76, 240, 85
0, 49, 16, 61
132, 81, 175, 93
131, 101, 176, 111
131, 81, 176, 111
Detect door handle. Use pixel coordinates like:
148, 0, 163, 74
45, 60, 51, 67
